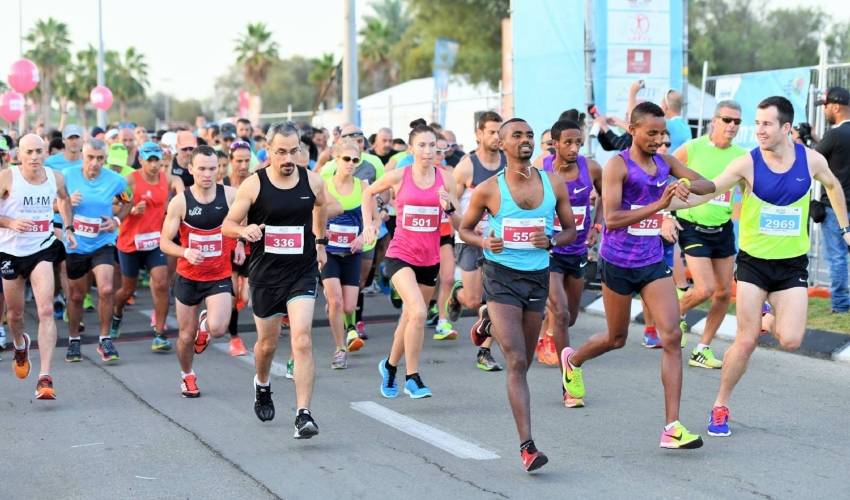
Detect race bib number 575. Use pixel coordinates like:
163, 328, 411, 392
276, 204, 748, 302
627, 205, 663, 236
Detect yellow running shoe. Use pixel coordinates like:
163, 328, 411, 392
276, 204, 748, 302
660, 422, 704, 449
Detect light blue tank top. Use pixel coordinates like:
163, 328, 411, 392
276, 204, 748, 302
484, 168, 556, 271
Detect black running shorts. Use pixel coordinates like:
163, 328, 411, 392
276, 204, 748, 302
482, 259, 549, 312
735, 250, 808, 293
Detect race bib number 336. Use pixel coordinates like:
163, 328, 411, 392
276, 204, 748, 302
264, 226, 304, 254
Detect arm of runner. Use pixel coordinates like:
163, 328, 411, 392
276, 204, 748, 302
0, 170, 34, 232
665, 154, 714, 196
313, 149, 331, 174
384, 157, 398, 171
324, 184, 344, 218
437, 168, 463, 230
362, 168, 403, 245
458, 177, 501, 252
548, 172, 577, 248
55, 171, 76, 250
223, 175, 261, 241
602, 155, 672, 230
308, 170, 328, 270
113, 193, 132, 221
160, 194, 202, 265
668, 154, 748, 210
223, 185, 246, 265
169, 174, 185, 195
810, 149, 850, 243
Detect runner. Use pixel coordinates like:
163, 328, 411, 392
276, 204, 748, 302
0, 134, 76, 399
446, 111, 506, 371
224, 140, 254, 356
160, 145, 242, 397
362, 120, 461, 399
430, 133, 460, 341
668, 96, 850, 437
111, 142, 184, 349
62, 138, 129, 363
223, 120, 326, 438
458, 118, 576, 472
562, 102, 714, 449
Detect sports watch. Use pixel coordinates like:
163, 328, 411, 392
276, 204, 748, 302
316, 237, 329, 245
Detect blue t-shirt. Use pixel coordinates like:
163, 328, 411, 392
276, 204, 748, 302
666, 116, 692, 152
62, 166, 127, 254
395, 155, 446, 169
45, 153, 83, 225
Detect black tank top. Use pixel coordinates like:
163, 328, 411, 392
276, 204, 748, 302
247, 167, 317, 286
470, 151, 506, 187
184, 184, 227, 230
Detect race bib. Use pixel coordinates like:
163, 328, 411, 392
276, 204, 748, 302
73, 215, 101, 238
708, 190, 733, 207
328, 224, 358, 248
134, 231, 161, 251
627, 205, 663, 236
503, 217, 545, 249
20, 219, 50, 237
573, 206, 587, 231
402, 205, 439, 232
188, 232, 223, 257
264, 225, 304, 254
759, 206, 801, 236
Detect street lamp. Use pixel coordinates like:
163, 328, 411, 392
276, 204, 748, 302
97, 0, 106, 128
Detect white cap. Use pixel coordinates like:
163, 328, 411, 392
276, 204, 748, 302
160, 131, 178, 151
105, 128, 119, 140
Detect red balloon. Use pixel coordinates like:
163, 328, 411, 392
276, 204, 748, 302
0, 92, 25, 122
90, 86, 113, 111
8, 58, 39, 94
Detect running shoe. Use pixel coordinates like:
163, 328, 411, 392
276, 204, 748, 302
404, 374, 432, 398
152, 334, 172, 351
378, 358, 398, 398
535, 337, 543, 358
281, 314, 290, 329
378, 261, 391, 294
389, 282, 403, 309
35, 375, 56, 400
0, 327, 7, 351
229, 337, 249, 356
433, 322, 458, 340
97, 338, 119, 362
560, 347, 584, 399
689, 346, 722, 369
83, 293, 95, 311
470, 305, 491, 347
707, 406, 731, 437
425, 303, 439, 327
285, 359, 294, 380
181, 374, 200, 398
363, 280, 382, 296
643, 326, 662, 348
109, 314, 122, 339
127, 295, 135, 306
476, 348, 502, 371
294, 408, 319, 439
538, 335, 558, 365
521, 443, 548, 472
355, 321, 368, 340
660, 422, 704, 449
53, 295, 65, 319
563, 389, 585, 408
65, 338, 82, 362
13, 333, 31, 379
680, 319, 688, 348
346, 329, 364, 352
253, 376, 275, 422
446, 280, 463, 322
331, 350, 348, 369
194, 310, 210, 354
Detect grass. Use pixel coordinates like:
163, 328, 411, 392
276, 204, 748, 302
692, 297, 850, 333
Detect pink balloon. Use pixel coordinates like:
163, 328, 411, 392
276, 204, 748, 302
0, 92, 25, 122
90, 86, 113, 111
7, 58, 39, 94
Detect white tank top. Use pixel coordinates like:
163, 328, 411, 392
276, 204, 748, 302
0, 166, 58, 257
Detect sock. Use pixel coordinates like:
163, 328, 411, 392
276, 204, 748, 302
567, 354, 578, 370
697, 343, 709, 351
182, 371, 195, 378
297, 407, 309, 415
99, 335, 109, 342
680, 315, 687, 322
385, 359, 397, 372
14, 340, 25, 350
479, 347, 490, 355
344, 312, 356, 330
69, 336, 81, 342
520, 440, 537, 454
355, 293, 364, 323
229, 309, 239, 336
255, 376, 270, 387
665, 420, 680, 431
39, 373, 50, 378
437, 318, 447, 328
199, 318, 208, 333
155, 332, 166, 338
546, 331, 553, 337
405, 372, 419, 381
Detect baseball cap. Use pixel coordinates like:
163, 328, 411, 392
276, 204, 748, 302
106, 143, 130, 169
91, 126, 105, 137
220, 123, 237, 139
105, 128, 119, 140
176, 130, 198, 148
817, 86, 850, 106
139, 141, 163, 160
62, 124, 83, 139
0, 136, 8, 151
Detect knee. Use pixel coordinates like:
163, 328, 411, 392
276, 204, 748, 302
342, 302, 356, 316
97, 284, 113, 299
606, 333, 628, 350
549, 300, 570, 327
776, 332, 801, 351
326, 293, 343, 312
735, 336, 759, 356
462, 289, 482, 309
505, 352, 529, 373
406, 304, 427, 325
692, 284, 715, 303
36, 301, 54, 320
712, 285, 732, 303
151, 276, 168, 294
68, 286, 85, 303
6, 308, 24, 323
291, 333, 312, 354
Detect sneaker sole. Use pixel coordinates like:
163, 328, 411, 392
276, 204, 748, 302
331, 364, 348, 370
642, 342, 662, 349
378, 359, 398, 398
65, 357, 82, 363
294, 423, 319, 439
560, 347, 585, 399
660, 436, 704, 449
347, 338, 364, 352
688, 359, 721, 369
476, 363, 502, 371
525, 453, 548, 472
35, 390, 57, 400
404, 388, 432, 399
433, 333, 458, 340
182, 392, 200, 398
564, 398, 585, 408
707, 429, 731, 437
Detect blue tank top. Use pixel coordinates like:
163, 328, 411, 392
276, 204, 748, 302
484, 168, 556, 271
543, 154, 592, 256
749, 143, 810, 205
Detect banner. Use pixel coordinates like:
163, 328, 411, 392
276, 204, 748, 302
433, 38, 460, 127
714, 67, 810, 149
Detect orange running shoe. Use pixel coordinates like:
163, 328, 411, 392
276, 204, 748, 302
535, 337, 544, 357
194, 310, 211, 354
521, 443, 548, 472
13, 333, 31, 379
181, 374, 200, 398
35, 375, 56, 400
538, 335, 558, 366
229, 337, 249, 356
127, 295, 135, 306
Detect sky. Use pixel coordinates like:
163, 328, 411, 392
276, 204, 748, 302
2, 0, 848, 104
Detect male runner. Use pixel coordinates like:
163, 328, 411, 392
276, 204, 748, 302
447, 111, 506, 371
459, 118, 576, 472
223, 120, 328, 438
666, 100, 747, 368
225, 140, 253, 356
562, 102, 714, 449
161, 145, 243, 397
63, 138, 129, 363
670, 96, 850, 437
0, 134, 76, 399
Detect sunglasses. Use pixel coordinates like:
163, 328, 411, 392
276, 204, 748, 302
447, 142, 457, 148
436, 148, 449, 155
339, 155, 360, 163
118, 123, 136, 129
180, 146, 195, 152
230, 141, 251, 150
341, 132, 364, 139
718, 117, 742, 125
543, 140, 553, 146
660, 142, 672, 148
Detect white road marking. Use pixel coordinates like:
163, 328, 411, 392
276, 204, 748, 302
350, 401, 499, 460
70, 442, 103, 448
210, 343, 288, 377
135, 476, 156, 480
139, 309, 180, 330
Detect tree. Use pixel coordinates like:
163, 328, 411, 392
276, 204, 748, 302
234, 22, 280, 98
69, 45, 100, 129
309, 53, 341, 110
263, 57, 318, 114
108, 47, 149, 121
25, 17, 72, 130
359, 0, 412, 94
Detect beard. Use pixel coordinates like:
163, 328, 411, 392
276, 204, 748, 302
279, 162, 295, 176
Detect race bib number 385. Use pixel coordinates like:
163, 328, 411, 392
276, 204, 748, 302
759, 206, 801, 236
402, 205, 439, 232
503, 217, 545, 249
188, 232, 223, 257
264, 225, 304, 254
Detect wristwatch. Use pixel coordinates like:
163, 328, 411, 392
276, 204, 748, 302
237, 237, 248, 245
547, 236, 557, 250
842, 227, 850, 235
65, 226, 75, 233
316, 237, 329, 245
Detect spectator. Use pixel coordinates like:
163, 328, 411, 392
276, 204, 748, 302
663, 89, 692, 151
442, 130, 464, 166
48, 137, 65, 156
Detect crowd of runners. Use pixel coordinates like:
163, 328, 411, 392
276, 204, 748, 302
1, 90, 847, 471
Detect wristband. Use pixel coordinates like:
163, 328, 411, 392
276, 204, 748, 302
183, 248, 190, 259
842, 227, 850, 235
444, 203, 456, 215
65, 226, 75, 233
592, 223, 603, 232
679, 178, 691, 186
113, 216, 121, 227
237, 237, 248, 244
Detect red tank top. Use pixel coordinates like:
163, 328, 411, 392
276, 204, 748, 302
118, 170, 168, 253
177, 185, 233, 281
386, 166, 444, 266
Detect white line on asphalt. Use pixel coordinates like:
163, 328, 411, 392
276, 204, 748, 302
350, 401, 499, 460
139, 309, 180, 330
210, 343, 289, 377
70, 442, 103, 448
135, 476, 156, 480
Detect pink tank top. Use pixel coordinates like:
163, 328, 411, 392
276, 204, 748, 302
386, 166, 445, 266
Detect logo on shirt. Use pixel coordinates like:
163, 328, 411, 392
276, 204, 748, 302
300, 197, 310, 200
215, 206, 223, 210
23, 196, 51, 206
796, 178, 805, 182
656, 181, 666, 187
188, 207, 202, 216
573, 186, 589, 194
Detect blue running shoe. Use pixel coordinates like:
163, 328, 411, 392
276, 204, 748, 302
379, 358, 398, 398
403, 374, 432, 399
378, 262, 391, 295
642, 326, 662, 348
152, 334, 173, 351
708, 406, 731, 437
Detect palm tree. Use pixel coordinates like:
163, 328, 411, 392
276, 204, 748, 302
359, 18, 392, 91
234, 23, 279, 98
109, 47, 149, 121
359, 0, 410, 89
309, 53, 341, 110
25, 17, 72, 130
69, 45, 99, 128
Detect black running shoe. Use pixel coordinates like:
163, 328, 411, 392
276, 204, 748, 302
254, 377, 275, 422
294, 409, 319, 439
98, 338, 119, 362
65, 339, 82, 362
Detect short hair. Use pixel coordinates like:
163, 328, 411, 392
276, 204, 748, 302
48, 137, 64, 152
197, 137, 208, 146
666, 91, 684, 113
435, 132, 447, 142
428, 122, 443, 132
714, 100, 741, 115
757, 96, 794, 126
237, 118, 251, 127
333, 138, 361, 158
377, 127, 393, 136
266, 120, 302, 144
477, 111, 502, 131
215, 150, 229, 161
208, 125, 220, 137
229, 141, 251, 159
498, 118, 529, 139
558, 109, 586, 123
368, 133, 377, 146
83, 138, 106, 152
392, 138, 406, 146
550, 120, 582, 141
191, 144, 218, 164
49, 129, 62, 140
541, 128, 552, 138
630, 101, 665, 125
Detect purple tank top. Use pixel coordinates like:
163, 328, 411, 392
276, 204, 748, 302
543, 155, 592, 256
599, 149, 670, 268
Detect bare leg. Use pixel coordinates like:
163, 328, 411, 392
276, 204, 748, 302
546, 271, 570, 363
702, 256, 734, 346
92, 265, 115, 338
148, 265, 169, 334
388, 267, 434, 375
323, 278, 346, 348
287, 297, 317, 408
175, 300, 200, 374
29, 261, 59, 375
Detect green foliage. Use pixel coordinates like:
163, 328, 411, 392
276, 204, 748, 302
25, 17, 72, 129
234, 22, 280, 96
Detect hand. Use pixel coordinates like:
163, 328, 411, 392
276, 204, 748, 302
843, 232, 850, 248
350, 234, 365, 253
483, 229, 503, 254
661, 217, 682, 243
586, 226, 599, 248
233, 243, 246, 265
185, 248, 204, 265
656, 181, 680, 209
436, 186, 455, 211
133, 200, 147, 215
65, 231, 77, 250
380, 210, 389, 222
606, 117, 618, 126
70, 190, 82, 207
673, 180, 692, 203
10, 218, 35, 233
530, 226, 550, 249
630, 80, 645, 93
241, 223, 265, 242
592, 115, 608, 130
362, 225, 379, 246
316, 246, 327, 271
99, 215, 117, 233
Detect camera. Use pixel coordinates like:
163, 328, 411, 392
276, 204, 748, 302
795, 122, 813, 145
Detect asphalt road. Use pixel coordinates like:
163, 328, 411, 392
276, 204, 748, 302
1, 303, 848, 499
